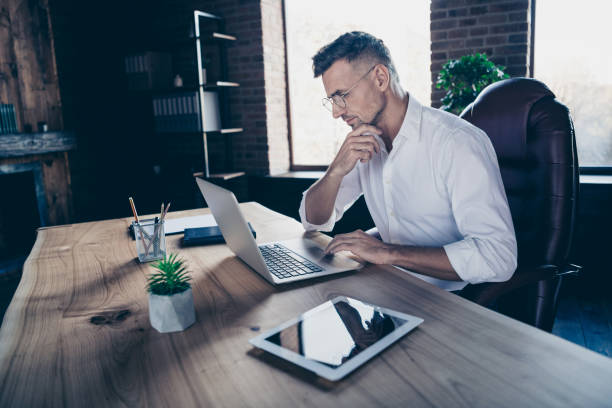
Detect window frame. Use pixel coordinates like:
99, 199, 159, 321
282, 0, 327, 172
532, 0, 612, 173
284, 0, 612, 174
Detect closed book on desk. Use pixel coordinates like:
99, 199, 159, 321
183, 223, 256, 246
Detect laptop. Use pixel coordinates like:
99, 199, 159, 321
196, 177, 363, 285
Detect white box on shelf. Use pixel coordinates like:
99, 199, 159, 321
203, 91, 221, 132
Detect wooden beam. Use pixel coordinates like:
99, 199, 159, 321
0, 131, 76, 158
0, 0, 63, 132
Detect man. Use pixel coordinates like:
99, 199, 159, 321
299, 32, 517, 291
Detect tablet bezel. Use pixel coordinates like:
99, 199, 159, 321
248, 296, 424, 381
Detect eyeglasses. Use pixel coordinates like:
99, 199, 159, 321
322, 65, 376, 113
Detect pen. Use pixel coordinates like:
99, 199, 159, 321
145, 207, 164, 257
146, 204, 166, 257
152, 216, 160, 256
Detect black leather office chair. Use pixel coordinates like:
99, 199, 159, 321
458, 78, 581, 332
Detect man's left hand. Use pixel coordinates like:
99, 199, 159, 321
324, 229, 391, 264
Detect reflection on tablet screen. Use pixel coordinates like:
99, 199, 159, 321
265, 299, 407, 368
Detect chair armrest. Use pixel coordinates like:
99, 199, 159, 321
557, 263, 582, 276
458, 263, 580, 306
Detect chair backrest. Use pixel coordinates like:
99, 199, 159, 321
460, 78, 578, 269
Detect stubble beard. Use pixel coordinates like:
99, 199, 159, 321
351, 107, 384, 130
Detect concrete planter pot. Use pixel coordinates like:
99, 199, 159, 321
149, 287, 196, 333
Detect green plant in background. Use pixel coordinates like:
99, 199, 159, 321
146, 253, 191, 295
436, 53, 509, 115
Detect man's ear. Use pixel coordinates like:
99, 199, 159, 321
373, 64, 390, 91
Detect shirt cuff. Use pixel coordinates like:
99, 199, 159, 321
443, 238, 495, 284
298, 190, 336, 232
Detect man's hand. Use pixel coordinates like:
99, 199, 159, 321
303, 125, 382, 226
324, 229, 461, 280
324, 229, 391, 264
328, 124, 383, 178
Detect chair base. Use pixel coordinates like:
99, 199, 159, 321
494, 277, 563, 332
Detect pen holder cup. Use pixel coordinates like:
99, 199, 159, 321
133, 219, 166, 262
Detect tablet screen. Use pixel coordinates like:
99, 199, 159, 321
264, 298, 408, 368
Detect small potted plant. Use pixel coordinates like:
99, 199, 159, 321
147, 253, 196, 333
436, 53, 509, 115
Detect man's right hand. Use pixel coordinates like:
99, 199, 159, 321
304, 124, 382, 226
328, 124, 383, 178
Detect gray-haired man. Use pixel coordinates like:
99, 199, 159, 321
299, 31, 517, 291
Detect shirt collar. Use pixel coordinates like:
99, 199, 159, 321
394, 94, 422, 146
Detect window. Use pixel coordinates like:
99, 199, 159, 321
284, 0, 431, 167
534, 0, 612, 167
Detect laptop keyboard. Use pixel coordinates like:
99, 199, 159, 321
259, 244, 324, 279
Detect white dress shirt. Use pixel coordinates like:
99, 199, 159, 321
298, 95, 517, 291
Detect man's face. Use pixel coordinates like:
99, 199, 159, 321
321, 59, 384, 129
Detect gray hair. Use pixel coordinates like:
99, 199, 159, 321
312, 31, 399, 84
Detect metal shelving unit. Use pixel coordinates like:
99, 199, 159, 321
194, 11, 244, 179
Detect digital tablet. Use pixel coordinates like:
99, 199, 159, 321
249, 296, 424, 381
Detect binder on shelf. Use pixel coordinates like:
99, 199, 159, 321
124, 52, 172, 90
152, 92, 205, 133
0, 104, 16, 134
152, 91, 222, 133
0, 105, 5, 134
8, 105, 17, 133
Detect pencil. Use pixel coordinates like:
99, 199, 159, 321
129, 197, 140, 223
129, 197, 147, 256
161, 202, 171, 221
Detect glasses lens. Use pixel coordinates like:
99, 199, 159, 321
332, 95, 346, 109
322, 95, 346, 113
322, 98, 333, 112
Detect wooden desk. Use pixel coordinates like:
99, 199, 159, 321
1, 203, 611, 407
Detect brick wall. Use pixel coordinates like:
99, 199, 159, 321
209, 0, 289, 175
430, 0, 532, 108
212, 0, 266, 174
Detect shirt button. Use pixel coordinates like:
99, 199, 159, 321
390, 211, 395, 217
385, 179, 390, 184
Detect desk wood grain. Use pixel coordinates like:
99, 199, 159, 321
1, 202, 611, 407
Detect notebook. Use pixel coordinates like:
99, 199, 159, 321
183, 223, 256, 246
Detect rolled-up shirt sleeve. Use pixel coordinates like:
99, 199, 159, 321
440, 128, 518, 284
298, 166, 363, 232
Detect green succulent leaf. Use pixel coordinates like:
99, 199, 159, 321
146, 253, 192, 296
